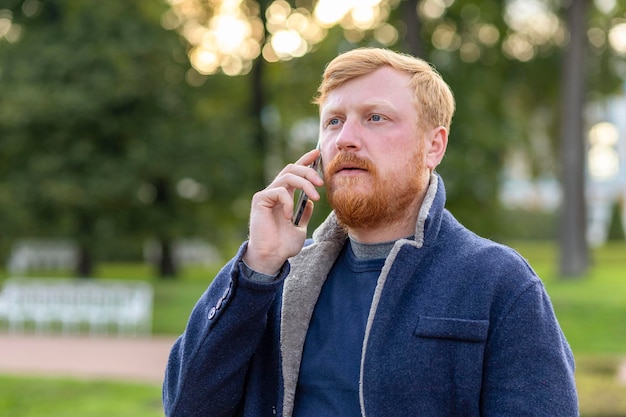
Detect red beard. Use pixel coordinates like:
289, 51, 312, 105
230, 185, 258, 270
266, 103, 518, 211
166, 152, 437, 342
325, 150, 425, 230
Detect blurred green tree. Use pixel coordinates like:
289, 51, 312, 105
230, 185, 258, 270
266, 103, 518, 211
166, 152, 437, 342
395, 0, 624, 279
0, 1, 258, 277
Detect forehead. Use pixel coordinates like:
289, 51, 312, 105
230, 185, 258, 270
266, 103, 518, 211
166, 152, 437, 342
320, 66, 414, 113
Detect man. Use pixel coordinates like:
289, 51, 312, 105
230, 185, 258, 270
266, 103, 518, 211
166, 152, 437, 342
163, 48, 578, 416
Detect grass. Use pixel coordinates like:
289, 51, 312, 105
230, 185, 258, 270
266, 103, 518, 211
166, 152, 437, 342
576, 356, 626, 417
1, 240, 625, 416
0, 375, 162, 417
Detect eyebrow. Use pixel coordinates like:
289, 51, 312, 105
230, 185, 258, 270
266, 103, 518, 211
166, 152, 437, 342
362, 99, 397, 109
321, 98, 398, 117
360, 99, 398, 113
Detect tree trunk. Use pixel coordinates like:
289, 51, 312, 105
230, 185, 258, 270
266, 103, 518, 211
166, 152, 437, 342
558, 0, 589, 278
401, 0, 423, 58
159, 238, 177, 278
76, 210, 94, 278
250, 0, 270, 189
76, 244, 93, 278
154, 177, 178, 279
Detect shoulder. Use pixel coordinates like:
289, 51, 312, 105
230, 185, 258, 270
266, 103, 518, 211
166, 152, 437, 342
439, 210, 537, 282
421, 214, 544, 316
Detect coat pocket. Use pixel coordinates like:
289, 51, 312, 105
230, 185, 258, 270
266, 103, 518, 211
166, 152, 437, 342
415, 316, 489, 343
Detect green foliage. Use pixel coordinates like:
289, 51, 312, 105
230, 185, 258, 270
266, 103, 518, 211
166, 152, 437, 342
0, 1, 259, 271
413, 0, 559, 235
2, 0, 626, 271
607, 202, 625, 241
392, 0, 626, 238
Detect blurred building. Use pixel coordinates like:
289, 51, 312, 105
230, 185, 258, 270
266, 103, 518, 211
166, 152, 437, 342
586, 92, 626, 246
500, 89, 626, 246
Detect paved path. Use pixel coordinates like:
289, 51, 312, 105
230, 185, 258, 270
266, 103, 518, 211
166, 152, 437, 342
4, 335, 625, 388
0, 334, 177, 384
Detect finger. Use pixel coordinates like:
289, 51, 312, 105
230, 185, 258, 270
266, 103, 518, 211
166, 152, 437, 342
268, 172, 322, 201
292, 150, 324, 185
269, 149, 323, 188
289, 166, 324, 188
294, 148, 321, 166
252, 186, 295, 216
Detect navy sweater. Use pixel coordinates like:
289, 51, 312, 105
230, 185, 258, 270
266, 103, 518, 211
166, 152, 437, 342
293, 242, 384, 416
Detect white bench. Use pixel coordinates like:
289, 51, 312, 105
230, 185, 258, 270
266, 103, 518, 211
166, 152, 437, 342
0, 278, 153, 336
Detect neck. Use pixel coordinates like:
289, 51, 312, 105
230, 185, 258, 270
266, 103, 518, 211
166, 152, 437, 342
347, 220, 415, 243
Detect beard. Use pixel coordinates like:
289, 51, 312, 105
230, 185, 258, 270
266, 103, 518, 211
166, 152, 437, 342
325, 149, 427, 230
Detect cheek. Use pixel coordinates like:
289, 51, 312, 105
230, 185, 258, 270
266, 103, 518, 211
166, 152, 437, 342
386, 146, 426, 182
320, 143, 336, 168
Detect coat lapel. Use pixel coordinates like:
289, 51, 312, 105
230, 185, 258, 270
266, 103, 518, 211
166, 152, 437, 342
280, 214, 346, 417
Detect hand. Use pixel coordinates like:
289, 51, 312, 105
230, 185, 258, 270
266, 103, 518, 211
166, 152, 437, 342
243, 149, 324, 275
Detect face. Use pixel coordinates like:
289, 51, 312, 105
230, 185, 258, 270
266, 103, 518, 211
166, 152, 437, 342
318, 66, 432, 230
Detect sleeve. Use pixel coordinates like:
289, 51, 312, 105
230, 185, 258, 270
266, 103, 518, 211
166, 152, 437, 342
162, 242, 289, 417
480, 281, 579, 416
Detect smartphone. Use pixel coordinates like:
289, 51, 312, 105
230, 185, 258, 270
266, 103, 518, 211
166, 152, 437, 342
293, 148, 322, 226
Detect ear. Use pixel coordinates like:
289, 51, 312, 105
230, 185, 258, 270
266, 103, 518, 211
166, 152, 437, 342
424, 126, 448, 170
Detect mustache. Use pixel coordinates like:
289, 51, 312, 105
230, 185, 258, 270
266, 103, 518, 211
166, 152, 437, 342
325, 152, 375, 177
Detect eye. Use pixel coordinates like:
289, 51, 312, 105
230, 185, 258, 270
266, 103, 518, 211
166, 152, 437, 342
370, 114, 384, 122
327, 117, 341, 126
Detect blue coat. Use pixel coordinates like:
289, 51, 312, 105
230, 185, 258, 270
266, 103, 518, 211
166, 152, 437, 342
163, 174, 578, 416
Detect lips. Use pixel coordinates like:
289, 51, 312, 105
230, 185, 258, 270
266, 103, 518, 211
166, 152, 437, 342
336, 164, 368, 174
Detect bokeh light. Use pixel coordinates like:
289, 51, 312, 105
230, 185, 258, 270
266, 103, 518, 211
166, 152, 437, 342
164, 0, 626, 74
588, 27, 606, 49
165, 0, 397, 77
418, 0, 448, 21
594, 0, 617, 15
608, 21, 626, 55
0, 9, 22, 43
418, 0, 573, 63
588, 122, 620, 180
477, 23, 500, 47
502, 0, 563, 61
431, 22, 461, 51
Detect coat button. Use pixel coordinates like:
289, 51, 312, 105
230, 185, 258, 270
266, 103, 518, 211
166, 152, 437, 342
208, 307, 217, 320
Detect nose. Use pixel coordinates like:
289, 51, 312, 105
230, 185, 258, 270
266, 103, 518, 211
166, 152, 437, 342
334, 118, 362, 152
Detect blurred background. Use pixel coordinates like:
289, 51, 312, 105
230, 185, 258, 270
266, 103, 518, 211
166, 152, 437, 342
0, 0, 625, 416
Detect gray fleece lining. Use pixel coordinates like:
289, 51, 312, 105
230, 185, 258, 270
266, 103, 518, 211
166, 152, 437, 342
280, 213, 346, 417
280, 174, 439, 417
